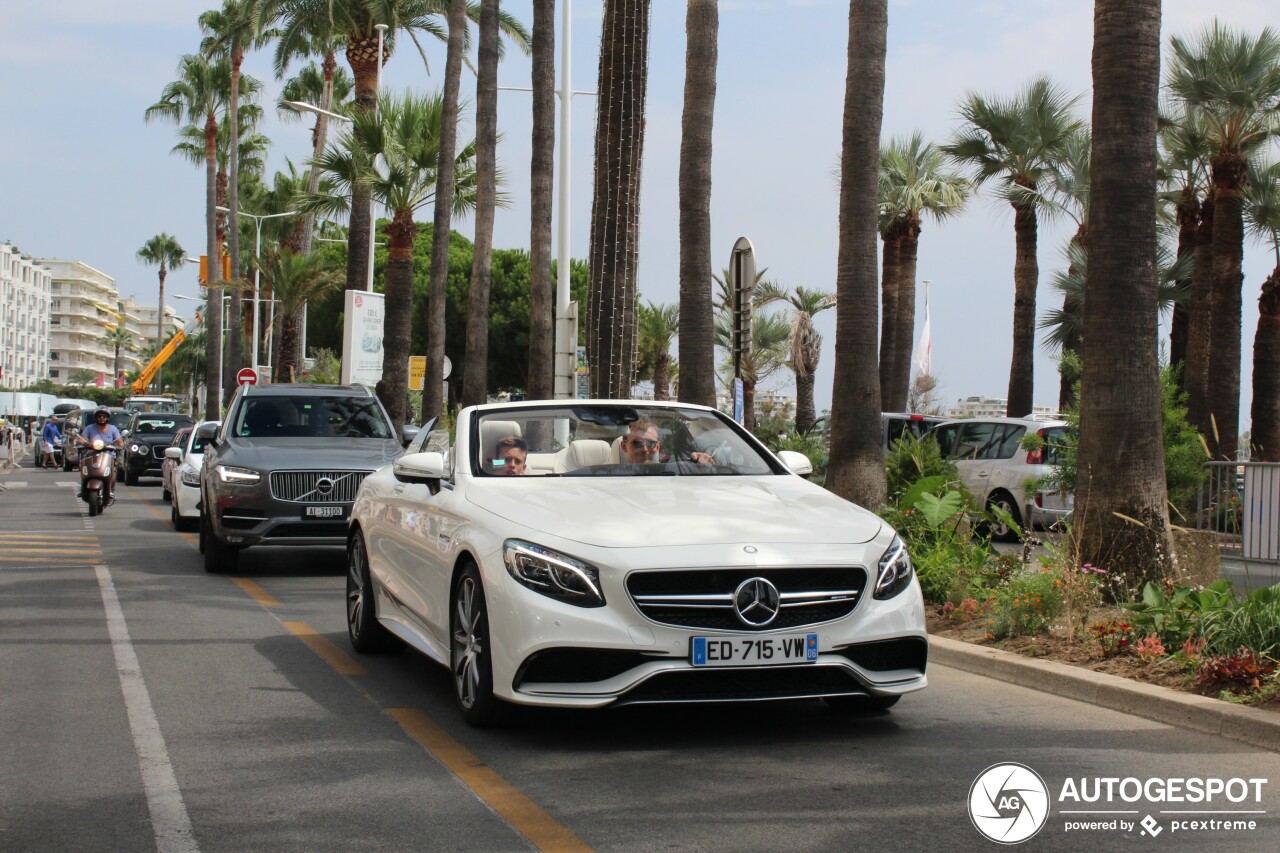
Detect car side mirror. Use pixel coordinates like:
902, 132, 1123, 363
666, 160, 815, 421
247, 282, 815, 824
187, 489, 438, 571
195, 422, 219, 446
121, 429, 131, 438
393, 451, 446, 486
400, 424, 421, 448
777, 450, 814, 478
164, 446, 183, 460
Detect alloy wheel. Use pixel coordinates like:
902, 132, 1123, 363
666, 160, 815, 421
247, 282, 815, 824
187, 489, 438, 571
452, 576, 484, 710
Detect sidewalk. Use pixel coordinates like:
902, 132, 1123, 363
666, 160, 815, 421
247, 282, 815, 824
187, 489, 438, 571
931, 635, 1280, 752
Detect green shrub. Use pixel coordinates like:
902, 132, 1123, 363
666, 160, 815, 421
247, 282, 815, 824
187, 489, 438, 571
885, 431, 956, 503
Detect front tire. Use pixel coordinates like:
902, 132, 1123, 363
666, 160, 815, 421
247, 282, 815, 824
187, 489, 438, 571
125, 469, 139, 486
346, 531, 401, 653
824, 694, 900, 714
202, 512, 238, 574
162, 486, 172, 502
986, 492, 1022, 543
87, 491, 99, 517
451, 563, 504, 727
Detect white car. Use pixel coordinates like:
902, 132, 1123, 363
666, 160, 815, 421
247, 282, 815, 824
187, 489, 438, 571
346, 399, 927, 726
164, 420, 219, 532
926, 416, 1073, 541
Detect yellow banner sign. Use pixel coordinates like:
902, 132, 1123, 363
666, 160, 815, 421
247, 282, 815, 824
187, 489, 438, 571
408, 356, 426, 391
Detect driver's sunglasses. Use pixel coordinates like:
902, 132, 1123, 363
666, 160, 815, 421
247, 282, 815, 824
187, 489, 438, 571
629, 439, 659, 450
96, 414, 109, 420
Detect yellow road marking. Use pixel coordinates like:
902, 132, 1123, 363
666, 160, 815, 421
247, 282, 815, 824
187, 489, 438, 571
232, 577, 280, 607
389, 708, 592, 853
282, 621, 367, 676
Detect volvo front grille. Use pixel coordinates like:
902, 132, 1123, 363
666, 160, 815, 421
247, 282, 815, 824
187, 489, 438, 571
269, 470, 369, 503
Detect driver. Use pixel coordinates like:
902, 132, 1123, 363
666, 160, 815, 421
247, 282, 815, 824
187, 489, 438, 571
621, 420, 713, 465
79, 408, 125, 504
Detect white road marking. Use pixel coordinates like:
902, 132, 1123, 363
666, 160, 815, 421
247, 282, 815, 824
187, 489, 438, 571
95, 564, 200, 853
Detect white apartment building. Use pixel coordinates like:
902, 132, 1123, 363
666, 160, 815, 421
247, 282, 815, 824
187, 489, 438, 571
43, 259, 118, 385
947, 395, 1058, 420
0, 243, 52, 387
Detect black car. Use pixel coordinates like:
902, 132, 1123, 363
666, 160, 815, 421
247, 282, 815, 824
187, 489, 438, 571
119, 412, 196, 485
198, 383, 414, 573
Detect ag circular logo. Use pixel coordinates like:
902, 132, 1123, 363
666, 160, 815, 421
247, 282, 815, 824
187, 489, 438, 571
968, 763, 1050, 844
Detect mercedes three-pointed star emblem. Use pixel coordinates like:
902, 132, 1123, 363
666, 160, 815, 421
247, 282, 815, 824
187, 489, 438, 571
733, 577, 781, 627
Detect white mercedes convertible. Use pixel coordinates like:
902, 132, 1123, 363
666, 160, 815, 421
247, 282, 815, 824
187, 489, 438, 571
345, 400, 927, 725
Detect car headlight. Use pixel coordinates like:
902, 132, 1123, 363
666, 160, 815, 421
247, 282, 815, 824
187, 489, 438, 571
180, 464, 201, 486
874, 535, 914, 600
503, 539, 604, 607
130, 443, 142, 453
215, 465, 261, 485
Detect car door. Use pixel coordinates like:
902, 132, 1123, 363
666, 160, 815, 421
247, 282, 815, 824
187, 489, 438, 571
950, 421, 1001, 504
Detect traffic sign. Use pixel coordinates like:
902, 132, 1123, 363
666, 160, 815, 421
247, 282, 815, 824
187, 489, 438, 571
236, 367, 258, 386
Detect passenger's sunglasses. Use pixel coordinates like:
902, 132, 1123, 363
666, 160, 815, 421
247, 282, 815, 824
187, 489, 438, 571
628, 439, 659, 450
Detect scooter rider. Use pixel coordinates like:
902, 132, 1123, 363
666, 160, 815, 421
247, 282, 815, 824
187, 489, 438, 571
79, 408, 124, 504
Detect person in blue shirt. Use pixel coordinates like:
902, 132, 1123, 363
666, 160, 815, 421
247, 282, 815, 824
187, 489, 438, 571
79, 408, 124, 502
40, 418, 63, 469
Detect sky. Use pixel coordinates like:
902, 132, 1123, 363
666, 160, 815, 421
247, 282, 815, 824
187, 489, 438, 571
3, 0, 1278, 428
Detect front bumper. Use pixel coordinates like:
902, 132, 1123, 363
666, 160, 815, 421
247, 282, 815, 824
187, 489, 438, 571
175, 481, 201, 519
123, 446, 166, 477
207, 482, 353, 548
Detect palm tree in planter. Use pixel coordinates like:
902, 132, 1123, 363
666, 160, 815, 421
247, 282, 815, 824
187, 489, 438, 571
299, 89, 481, 428
944, 76, 1083, 418
636, 301, 678, 400
1245, 160, 1280, 460
135, 234, 187, 392
103, 324, 137, 386
756, 282, 836, 435
254, 246, 343, 383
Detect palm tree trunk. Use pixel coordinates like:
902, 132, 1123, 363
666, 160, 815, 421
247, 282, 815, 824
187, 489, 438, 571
654, 353, 670, 401
587, 0, 650, 399
1058, 225, 1088, 412
157, 265, 167, 392
204, 118, 223, 421
225, 52, 244, 407
891, 221, 920, 411
1184, 193, 1215, 437
299, 50, 337, 260
878, 227, 901, 411
1170, 188, 1198, 383
1251, 269, 1280, 460
462, 0, 501, 408
1007, 196, 1038, 417
278, 314, 300, 383
527, 0, 555, 400
381, 213, 416, 428
796, 371, 816, 434
826, 0, 888, 510
1076, 0, 1172, 594
423, 0, 468, 423
344, 36, 381, 295
677, 0, 718, 408
1208, 161, 1246, 461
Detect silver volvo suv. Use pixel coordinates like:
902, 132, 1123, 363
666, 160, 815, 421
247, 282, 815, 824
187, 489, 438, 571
197, 384, 410, 573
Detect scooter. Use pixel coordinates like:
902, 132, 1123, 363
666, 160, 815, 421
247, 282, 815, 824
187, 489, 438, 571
79, 439, 117, 517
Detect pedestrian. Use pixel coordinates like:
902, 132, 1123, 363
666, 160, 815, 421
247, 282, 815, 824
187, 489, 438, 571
40, 418, 62, 469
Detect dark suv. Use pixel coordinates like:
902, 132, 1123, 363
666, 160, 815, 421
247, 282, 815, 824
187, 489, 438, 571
120, 412, 196, 485
197, 384, 408, 573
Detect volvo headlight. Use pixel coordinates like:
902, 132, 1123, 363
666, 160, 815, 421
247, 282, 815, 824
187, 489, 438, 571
180, 464, 201, 486
503, 539, 604, 607
215, 465, 261, 485
874, 535, 914, 600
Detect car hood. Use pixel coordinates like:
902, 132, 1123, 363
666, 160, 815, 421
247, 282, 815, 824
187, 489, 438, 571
465, 476, 883, 548
219, 437, 403, 469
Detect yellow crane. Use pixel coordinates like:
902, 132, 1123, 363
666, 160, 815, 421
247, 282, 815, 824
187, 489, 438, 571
130, 311, 202, 395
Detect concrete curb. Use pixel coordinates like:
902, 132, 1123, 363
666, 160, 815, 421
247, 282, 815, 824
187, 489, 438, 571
929, 635, 1280, 752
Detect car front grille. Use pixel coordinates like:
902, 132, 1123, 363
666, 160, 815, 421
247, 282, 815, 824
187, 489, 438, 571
626, 567, 867, 632
152, 446, 168, 460
270, 470, 369, 503
617, 665, 865, 705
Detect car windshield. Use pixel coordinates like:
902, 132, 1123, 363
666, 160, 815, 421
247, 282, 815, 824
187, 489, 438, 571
232, 396, 393, 440
134, 416, 193, 436
472, 404, 778, 477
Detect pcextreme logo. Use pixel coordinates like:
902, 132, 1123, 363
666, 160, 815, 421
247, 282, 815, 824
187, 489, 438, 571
968, 764, 1270, 843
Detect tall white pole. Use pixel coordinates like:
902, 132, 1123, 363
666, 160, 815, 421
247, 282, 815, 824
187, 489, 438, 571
252, 218, 262, 374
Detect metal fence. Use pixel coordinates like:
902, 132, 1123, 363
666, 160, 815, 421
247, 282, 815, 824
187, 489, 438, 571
1192, 461, 1280, 564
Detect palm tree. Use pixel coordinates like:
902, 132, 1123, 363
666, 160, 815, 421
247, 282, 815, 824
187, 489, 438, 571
255, 246, 343, 382
1166, 22, 1280, 460
301, 89, 480, 427
278, 59, 354, 254
526, 0, 556, 401
146, 54, 230, 420
636, 302, 679, 400
587, 0, 651, 399
1076, 0, 1173, 592
876, 133, 970, 410
757, 283, 836, 435
460, 0, 501, 408
103, 324, 136, 385
713, 310, 791, 432
1245, 160, 1280, 460
827, 0, 888, 509
202, 0, 271, 404
135, 234, 187, 392
944, 76, 1084, 418
677, 0, 718, 408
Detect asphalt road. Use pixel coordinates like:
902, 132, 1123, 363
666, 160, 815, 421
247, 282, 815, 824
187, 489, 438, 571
2, 459, 1278, 852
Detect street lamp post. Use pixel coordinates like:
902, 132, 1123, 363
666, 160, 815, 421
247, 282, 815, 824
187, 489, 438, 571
216, 206, 296, 377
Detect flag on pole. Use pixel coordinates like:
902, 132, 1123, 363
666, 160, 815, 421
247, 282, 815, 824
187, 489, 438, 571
914, 286, 932, 376
94, 373, 107, 388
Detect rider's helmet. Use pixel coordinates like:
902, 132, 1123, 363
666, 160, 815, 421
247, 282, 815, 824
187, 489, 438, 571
94, 408, 110, 421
